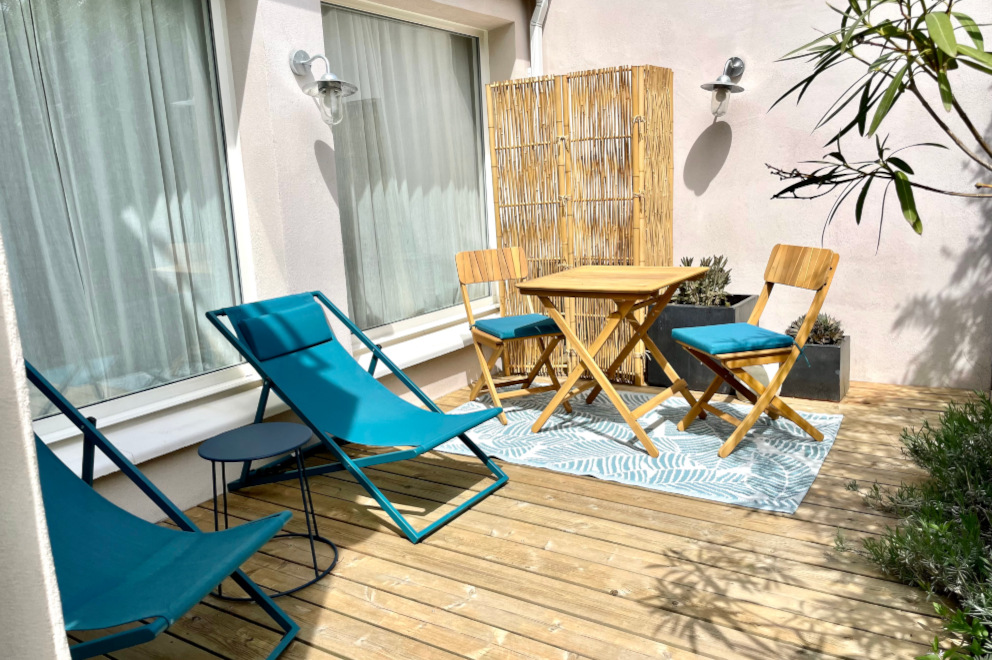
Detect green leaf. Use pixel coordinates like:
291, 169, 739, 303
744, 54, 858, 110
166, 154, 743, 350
875, 21, 902, 40
817, 76, 871, 129
782, 32, 838, 58
887, 157, 914, 174
855, 176, 873, 224
857, 78, 871, 135
893, 171, 922, 234
868, 62, 908, 136
937, 68, 953, 111
839, 8, 869, 52
925, 13, 958, 57
952, 12, 983, 50
957, 44, 992, 68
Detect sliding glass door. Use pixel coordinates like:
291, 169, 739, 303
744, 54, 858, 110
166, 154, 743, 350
323, 4, 489, 331
0, 0, 241, 415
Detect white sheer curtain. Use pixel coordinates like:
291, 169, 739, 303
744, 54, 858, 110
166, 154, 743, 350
0, 0, 240, 416
323, 5, 489, 330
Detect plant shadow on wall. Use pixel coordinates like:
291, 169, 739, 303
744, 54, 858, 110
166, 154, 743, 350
683, 121, 733, 196
892, 118, 992, 391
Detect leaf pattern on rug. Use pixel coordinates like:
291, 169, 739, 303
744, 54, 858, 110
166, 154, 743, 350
439, 390, 843, 513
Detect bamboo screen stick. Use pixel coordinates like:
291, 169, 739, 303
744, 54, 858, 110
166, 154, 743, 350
642, 66, 675, 268
484, 66, 673, 383
487, 76, 569, 376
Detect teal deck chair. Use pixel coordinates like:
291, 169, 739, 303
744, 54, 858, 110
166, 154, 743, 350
25, 361, 299, 660
207, 292, 508, 544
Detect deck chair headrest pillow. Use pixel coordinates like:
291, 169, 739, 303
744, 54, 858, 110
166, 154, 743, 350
237, 301, 334, 361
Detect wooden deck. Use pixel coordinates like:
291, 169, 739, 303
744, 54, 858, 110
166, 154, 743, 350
86, 381, 970, 659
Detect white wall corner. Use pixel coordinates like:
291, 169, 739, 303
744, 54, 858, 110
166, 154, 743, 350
0, 233, 70, 658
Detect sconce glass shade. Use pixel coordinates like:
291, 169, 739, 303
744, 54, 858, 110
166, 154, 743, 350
291, 50, 358, 126
701, 57, 745, 117
711, 87, 731, 117
303, 74, 358, 126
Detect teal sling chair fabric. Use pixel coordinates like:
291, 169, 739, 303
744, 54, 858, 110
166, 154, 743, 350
25, 361, 300, 660
207, 292, 509, 544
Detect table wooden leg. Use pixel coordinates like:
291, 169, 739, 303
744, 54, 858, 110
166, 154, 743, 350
617, 284, 703, 416
531, 297, 632, 433
585, 288, 672, 404
527, 336, 572, 414
539, 298, 661, 457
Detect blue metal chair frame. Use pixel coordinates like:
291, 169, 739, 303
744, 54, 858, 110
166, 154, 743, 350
207, 291, 509, 544
26, 362, 299, 660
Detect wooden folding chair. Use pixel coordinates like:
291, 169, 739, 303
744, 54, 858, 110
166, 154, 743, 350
455, 247, 571, 425
675, 244, 840, 457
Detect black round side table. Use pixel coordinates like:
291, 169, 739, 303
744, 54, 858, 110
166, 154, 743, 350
198, 422, 337, 599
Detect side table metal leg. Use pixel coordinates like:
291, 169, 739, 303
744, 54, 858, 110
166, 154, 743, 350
211, 461, 219, 533
221, 462, 229, 531
295, 452, 320, 578
210, 461, 225, 598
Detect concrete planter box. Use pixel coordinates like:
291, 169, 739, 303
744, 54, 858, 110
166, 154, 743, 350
781, 335, 851, 402
646, 294, 758, 393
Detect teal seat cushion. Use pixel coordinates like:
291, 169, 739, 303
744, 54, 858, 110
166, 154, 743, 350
672, 323, 795, 355
475, 314, 560, 340
237, 301, 334, 361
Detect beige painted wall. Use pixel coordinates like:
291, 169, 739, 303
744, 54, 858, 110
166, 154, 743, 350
542, 0, 992, 389
0, 234, 70, 658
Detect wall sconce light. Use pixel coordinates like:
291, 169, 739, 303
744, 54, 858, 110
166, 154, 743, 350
289, 49, 357, 126
701, 57, 745, 118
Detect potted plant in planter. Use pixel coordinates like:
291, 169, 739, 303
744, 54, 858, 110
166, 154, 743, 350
780, 313, 850, 402
646, 255, 757, 393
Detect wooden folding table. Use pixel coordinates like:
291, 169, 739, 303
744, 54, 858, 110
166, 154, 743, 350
516, 266, 708, 457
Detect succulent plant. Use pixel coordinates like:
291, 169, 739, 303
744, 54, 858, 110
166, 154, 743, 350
673, 255, 731, 307
787, 313, 844, 345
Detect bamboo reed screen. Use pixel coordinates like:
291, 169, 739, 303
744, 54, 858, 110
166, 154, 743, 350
486, 66, 674, 384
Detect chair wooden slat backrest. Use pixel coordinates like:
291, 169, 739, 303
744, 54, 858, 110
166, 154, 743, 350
455, 247, 529, 285
747, 244, 839, 347
456, 247, 531, 324
764, 244, 837, 290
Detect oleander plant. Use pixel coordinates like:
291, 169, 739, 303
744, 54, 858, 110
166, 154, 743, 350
769, 0, 992, 236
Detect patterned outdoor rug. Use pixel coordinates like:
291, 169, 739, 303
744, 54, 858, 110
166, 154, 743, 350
438, 390, 843, 513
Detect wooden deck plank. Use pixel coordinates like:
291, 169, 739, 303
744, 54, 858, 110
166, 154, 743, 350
218, 482, 924, 659
186, 504, 692, 660
313, 468, 934, 619
195, 497, 837, 659
69, 630, 221, 660
293, 475, 935, 647
150, 381, 963, 659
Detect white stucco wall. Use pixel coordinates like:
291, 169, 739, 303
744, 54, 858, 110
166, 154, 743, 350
543, 0, 992, 389
0, 234, 70, 658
